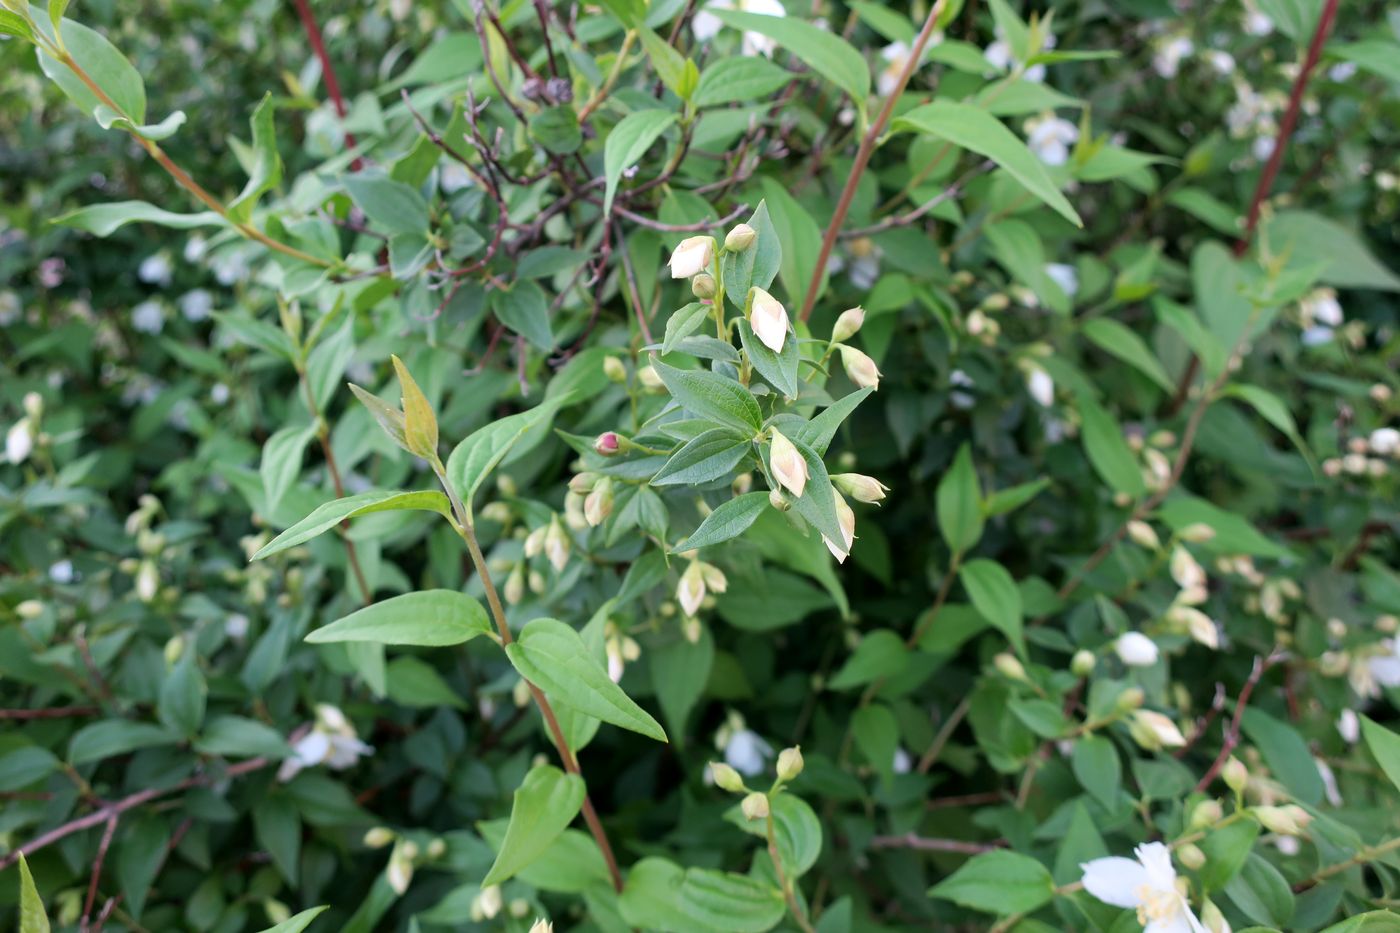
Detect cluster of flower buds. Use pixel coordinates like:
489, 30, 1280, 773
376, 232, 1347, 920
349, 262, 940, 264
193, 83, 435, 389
828, 308, 881, 390
604, 619, 641, 683
523, 514, 572, 573
677, 559, 727, 618
708, 745, 804, 824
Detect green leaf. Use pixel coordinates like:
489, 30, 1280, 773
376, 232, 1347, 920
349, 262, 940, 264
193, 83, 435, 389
984, 478, 1049, 517
117, 814, 169, 917
937, 444, 983, 552
1156, 497, 1293, 560
650, 626, 714, 746
445, 394, 571, 520
0, 11, 36, 42
930, 850, 1055, 916
1254, 0, 1320, 41
637, 25, 691, 100
620, 858, 687, 931
892, 100, 1082, 226
252, 490, 452, 560
725, 793, 824, 876
960, 559, 1024, 655
53, 200, 223, 236
1320, 912, 1400, 932
1264, 210, 1400, 292
1360, 715, 1400, 796
344, 174, 430, 235
1199, 819, 1260, 892
1239, 707, 1323, 805
260, 422, 319, 515
603, 109, 677, 215
1226, 853, 1295, 928
228, 93, 283, 222
507, 618, 667, 742
482, 764, 586, 886
307, 590, 492, 646
828, 629, 908, 690
784, 437, 849, 559
848, 0, 915, 43
678, 867, 787, 932
719, 200, 781, 307
477, 825, 611, 894
37, 19, 146, 123
1076, 393, 1146, 497
17, 854, 50, 933
195, 716, 290, 759
1009, 697, 1069, 738
386, 656, 468, 709
793, 388, 872, 455
68, 720, 179, 765
652, 429, 751, 486
254, 796, 301, 885
759, 176, 826, 315
737, 320, 800, 398
490, 281, 554, 350
530, 104, 584, 154
677, 492, 770, 550
1331, 39, 1400, 82
1153, 297, 1228, 380
1070, 735, 1121, 808
92, 105, 187, 140
695, 56, 792, 107
0, 747, 60, 792
254, 906, 329, 933
1081, 318, 1174, 392
158, 651, 207, 738
651, 361, 762, 434
710, 9, 870, 103
1224, 384, 1314, 466
663, 301, 712, 353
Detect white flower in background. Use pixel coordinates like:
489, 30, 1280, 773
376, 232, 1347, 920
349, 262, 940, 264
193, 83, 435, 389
1358, 638, 1400, 698
470, 884, 503, 922
748, 287, 790, 352
1242, 1, 1274, 36
716, 713, 773, 775
1251, 136, 1275, 162
178, 289, 214, 322
1116, 632, 1160, 667
829, 238, 882, 289
1025, 113, 1079, 166
183, 235, 207, 263
1300, 326, 1334, 347
1328, 61, 1358, 82
1045, 262, 1079, 297
131, 300, 165, 335
277, 703, 374, 781
1316, 757, 1343, 806
1337, 709, 1360, 744
210, 383, 231, 405
49, 560, 75, 584
1081, 842, 1204, 933
440, 161, 473, 193
1168, 605, 1220, 649
5, 420, 33, 464
136, 560, 160, 602
528, 920, 553, 933
950, 369, 976, 410
225, 613, 250, 640
668, 235, 716, 279
1302, 288, 1343, 327
692, 0, 786, 57
1025, 365, 1055, 407
878, 41, 913, 97
1370, 428, 1400, 456
1170, 546, 1206, 590
1151, 35, 1194, 79
212, 246, 253, 286
1203, 50, 1236, 76
138, 252, 173, 286
984, 24, 1054, 82
0, 291, 19, 326
892, 747, 913, 774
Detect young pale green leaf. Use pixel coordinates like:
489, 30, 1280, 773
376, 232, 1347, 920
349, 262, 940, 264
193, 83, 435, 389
694, 56, 792, 107
306, 590, 492, 646
892, 100, 1082, 227
92, 106, 187, 140
960, 559, 1024, 656
620, 858, 687, 931
737, 319, 800, 398
482, 764, 586, 886
252, 490, 452, 560
260, 422, 319, 515
1076, 393, 1147, 497
603, 109, 678, 215
1239, 707, 1323, 806
254, 906, 329, 933
491, 281, 555, 350
0, 11, 36, 42
937, 444, 983, 553
794, 388, 872, 455
1319, 913, 1400, 933
344, 174, 430, 235
1081, 318, 1174, 392
390, 355, 439, 459
18, 854, 50, 933
985, 0, 1030, 61
1361, 715, 1400, 795
650, 360, 762, 435
506, 618, 667, 742
1152, 297, 1228, 380
227, 93, 283, 222
53, 200, 223, 237
848, 0, 915, 43
1225, 854, 1295, 929
37, 19, 146, 123
637, 25, 691, 101
445, 394, 571, 520
676, 492, 770, 551
929, 850, 1054, 916
651, 429, 751, 486
663, 301, 712, 353
710, 9, 870, 103
719, 200, 780, 309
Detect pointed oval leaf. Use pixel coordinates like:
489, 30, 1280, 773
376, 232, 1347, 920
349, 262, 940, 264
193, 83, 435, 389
252, 491, 452, 560
307, 590, 492, 646
481, 764, 586, 886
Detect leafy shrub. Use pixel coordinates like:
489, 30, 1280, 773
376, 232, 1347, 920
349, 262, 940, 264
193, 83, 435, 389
4, 0, 1400, 930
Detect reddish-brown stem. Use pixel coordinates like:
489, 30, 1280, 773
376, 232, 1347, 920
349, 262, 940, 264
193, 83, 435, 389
291, 0, 361, 168
799, 0, 947, 322
0, 705, 100, 720
81, 815, 119, 932
1193, 654, 1279, 793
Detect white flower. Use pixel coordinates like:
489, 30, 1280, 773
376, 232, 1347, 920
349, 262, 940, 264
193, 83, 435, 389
950, 369, 975, 410
1251, 135, 1276, 162
724, 728, 773, 775
1370, 428, 1400, 456
225, 613, 250, 640
878, 41, 913, 97
278, 706, 374, 781
1300, 325, 1334, 347
131, 300, 165, 335
668, 235, 716, 279
1203, 50, 1236, 75
211, 383, 231, 405
136, 561, 160, 602
1366, 638, 1400, 694
1328, 61, 1358, 82
1082, 842, 1205, 933
1025, 114, 1079, 166
1026, 366, 1055, 407
183, 235, 207, 263
5, 420, 33, 464
1337, 709, 1360, 744
984, 25, 1054, 82
892, 746, 913, 774
178, 289, 214, 322
692, 0, 786, 57
1302, 288, 1343, 328
1116, 632, 1160, 667
769, 429, 808, 498
440, 161, 473, 193
1045, 262, 1079, 297
748, 287, 790, 353
1243, 2, 1274, 36
1152, 36, 1195, 79
138, 253, 173, 286
1133, 710, 1188, 748
49, 560, 75, 584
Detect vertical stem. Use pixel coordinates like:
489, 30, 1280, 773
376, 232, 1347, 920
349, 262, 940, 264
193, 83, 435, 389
297, 369, 372, 604
290, 0, 362, 169
767, 813, 815, 933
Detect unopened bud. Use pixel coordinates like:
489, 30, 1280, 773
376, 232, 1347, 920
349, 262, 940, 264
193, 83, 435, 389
364, 827, 396, 848
1189, 799, 1224, 830
1070, 649, 1095, 677
603, 356, 627, 383
1178, 523, 1216, 543
594, 432, 621, 456
16, 599, 44, 619
164, 635, 184, 666
1117, 686, 1145, 711
1127, 520, 1161, 550
691, 273, 717, 299
22, 392, 43, 419
740, 792, 770, 820
426, 838, 446, 859
832, 472, 889, 504
776, 746, 804, 781
1253, 804, 1309, 836
1177, 843, 1206, 871
993, 653, 1026, 681
725, 223, 757, 251
832, 307, 865, 342
584, 479, 614, 527
1223, 757, 1248, 792
710, 761, 746, 792
569, 472, 599, 494
768, 489, 790, 512
638, 365, 663, 390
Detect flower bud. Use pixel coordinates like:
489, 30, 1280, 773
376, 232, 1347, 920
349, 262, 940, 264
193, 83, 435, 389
691, 272, 717, 299
1127, 520, 1161, 550
678, 561, 707, 617
832, 472, 889, 504
832, 307, 865, 342
668, 236, 716, 279
529, 920, 554, 933
22, 392, 43, 419
164, 635, 184, 666
524, 526, 546, 558
387, 841, 416, 894
769, 429, 808, 498
710, 761, 746, 792
768, 489, 790, 512
1116, 686, 1145, 711
364, 827, 396, 848
993, 652, 1027, 681
504, 563, 525, 605
747, 287, 790, 353
1178, 523, 1217, 543
603, 356, 627, 383
725, 223, 757, 251
594, 432, 621, 457
838, 344, 881, 390
823, 492, 856, 562
776, 746, 804, 781
265, 899, 291, 925
699, 562, 728, 593
1189, 799, 1224, 830
16, 599, 44, 619
1253, 804, 1309, 836
1177, 843, 1206, 871
1129, 710, 1187, 750
638, 365, 664, 390
584, 478, 614, 527
740, 792, 770, 820
1201, 899, 1229, 933
1115, 631, 1159, 667
1223, 757, 1248, 793
544, 516, 571, 572
426, 838, 446, 859
1070, 649, 1095, 677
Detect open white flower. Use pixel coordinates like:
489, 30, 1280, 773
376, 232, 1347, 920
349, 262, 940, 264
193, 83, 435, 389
984, 24, 1054, 82
1152, 35, 1194, 79
1025, 113, 1079, 166
748, 287, 789, 352
1082, 842, 1205, 933
717, 713, 773, 775
1370, 428, 1400, 456
1025, 365, 1055, 407
692, 0, 786, 57
878, 41, 913, 97
1045, 262, 1079, 297
668, 235, 716, 279
138, 252, 173, 286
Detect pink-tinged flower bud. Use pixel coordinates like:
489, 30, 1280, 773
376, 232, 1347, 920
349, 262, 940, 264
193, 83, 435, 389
725, 224, 757, 251
832, 472, 888, 504
709, 761, 746, 792
668, 236, 716, 279
594, 432, 622, 456
1114, 631, 1159, 667
677, 561, 707, 617
832, 307, 865, 342
838, 344, 881, 389
747, 287, 790, 353
740, 792, 770, 820
823, 492, 856, 562
776, 746, 804, 781
544, 516, 571, 572
691, 273, 717, 299
769, 429, 808, 498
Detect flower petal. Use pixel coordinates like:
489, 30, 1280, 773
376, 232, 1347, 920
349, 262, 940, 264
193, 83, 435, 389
1081, 857, 1149, 909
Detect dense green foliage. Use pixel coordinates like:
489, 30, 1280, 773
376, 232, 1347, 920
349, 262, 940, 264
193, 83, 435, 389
4, 0, 1400, 931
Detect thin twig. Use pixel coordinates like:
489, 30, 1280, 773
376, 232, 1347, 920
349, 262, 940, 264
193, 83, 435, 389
1193, 653, 1280, 793
869, 833, 1004, 854
291, 0, 361, 169
0, 705, 100, 720
841, 161, 993, 239
81, 815, 119, 932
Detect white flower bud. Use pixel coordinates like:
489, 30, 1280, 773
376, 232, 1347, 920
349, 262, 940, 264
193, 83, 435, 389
603, 356, 628, 383
1223, 757, 1248, 792
823, 492, 856, 562
528, 920, 554, 933
709, 761, 746, 792
769, 429, 808, 498
1115, 632, 1160, 667
776, 746, 804, 781
740, 792, 770, 820
725, 224, 757, 251
1178, 523, 1217, 543
363, 827, 396, 848
838, 344, 881, 389
16, 600, 44, 619
832, 472, 888, 504
1127, 520, 1161, 550
668, 236, 716, 279
1070, 649, 1095, 677
832, 307, 865, 342
1130, 709, 1187, 749
678, 561, 707, 618
993, 653, 1027, 680
747, 287, 790, 353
